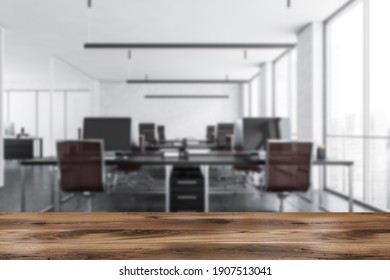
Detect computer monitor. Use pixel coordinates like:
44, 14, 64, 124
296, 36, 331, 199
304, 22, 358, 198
216, 123, 234, 145
234, 118, 291, 151
139, 123, 156, 144
83, 117, 132, 151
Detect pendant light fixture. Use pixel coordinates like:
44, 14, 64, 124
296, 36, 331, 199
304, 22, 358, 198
244, 49, 248, 60
87, 0, 93, 41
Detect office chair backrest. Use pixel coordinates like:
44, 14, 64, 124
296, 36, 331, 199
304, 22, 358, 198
57, 140, 105, 192
265, 141, 313, 193
216, 123, 234, 147
157, 125, 166, 142
206, 126, 215, 143
139, 123, 156, 144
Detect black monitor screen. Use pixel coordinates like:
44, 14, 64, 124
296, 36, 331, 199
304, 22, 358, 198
83, 118, 131, 151
241, 118, 291, 151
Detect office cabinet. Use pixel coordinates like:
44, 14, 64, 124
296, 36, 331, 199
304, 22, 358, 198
170, 166, 204, 212
4, 138, 43, 160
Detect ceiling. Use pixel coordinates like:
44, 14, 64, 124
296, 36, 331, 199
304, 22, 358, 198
0, 0, 350, 83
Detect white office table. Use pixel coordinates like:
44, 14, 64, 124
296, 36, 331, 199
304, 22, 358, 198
19, 154, 354, 212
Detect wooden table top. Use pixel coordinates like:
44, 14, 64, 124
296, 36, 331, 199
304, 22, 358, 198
0, 213, 389, 260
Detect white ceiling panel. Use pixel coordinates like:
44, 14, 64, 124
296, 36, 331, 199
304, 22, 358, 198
0, 0, 350, 82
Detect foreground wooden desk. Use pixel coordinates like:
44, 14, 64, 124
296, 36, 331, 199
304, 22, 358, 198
0, 213, 389, 260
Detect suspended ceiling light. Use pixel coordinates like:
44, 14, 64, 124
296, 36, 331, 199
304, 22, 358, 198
87, 0, 93, 41
287, 0, 291, 8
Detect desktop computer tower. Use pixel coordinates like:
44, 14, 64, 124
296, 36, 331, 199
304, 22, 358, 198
170, 166, 205, 212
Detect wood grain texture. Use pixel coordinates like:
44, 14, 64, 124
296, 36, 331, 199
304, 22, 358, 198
0, 213, 389, 260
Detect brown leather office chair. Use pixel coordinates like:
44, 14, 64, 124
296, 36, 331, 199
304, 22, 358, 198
57, 140, 115, 212
263, 141, 313, 212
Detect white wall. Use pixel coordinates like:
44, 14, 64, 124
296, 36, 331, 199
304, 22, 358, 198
2, 59, 99, 157
99, 83, 243, 139
0, 27, 4, 187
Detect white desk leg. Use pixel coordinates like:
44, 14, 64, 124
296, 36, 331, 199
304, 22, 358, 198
53, 167, 61, 212
348, 166, 354, 212
165, 165, 171, 212
20, 166, 26, 212
318, 166, 323, 211
204, 165, 209, 212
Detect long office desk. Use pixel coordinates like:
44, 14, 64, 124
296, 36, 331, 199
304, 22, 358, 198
19, 154, 354, 212
0, 212, 388, 260
143, 138, 215, 150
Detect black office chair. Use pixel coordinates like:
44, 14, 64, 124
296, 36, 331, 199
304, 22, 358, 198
206, 125, 216, 144
262, 141, 313, 212
157, 125, 166, 144
56, 140, 117, 212
139, 123, 159, 151
214, 141, 261, 191
213, 124, 235, 185
113, 137, 155, 189
215, 123, 235, 150
139, 123, 156, 144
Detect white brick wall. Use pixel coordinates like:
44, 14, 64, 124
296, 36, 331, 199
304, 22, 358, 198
99, 83, 243, 140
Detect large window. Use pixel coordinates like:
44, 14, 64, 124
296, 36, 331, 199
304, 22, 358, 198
326, 0, 390, 210
273, 48, 297, 136
367, 0, 390, 210
3, 90, 92, 156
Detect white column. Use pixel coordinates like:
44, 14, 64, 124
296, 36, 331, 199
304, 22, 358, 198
259, 64, 267, 116
249, 74, 261, 117
91, 80, 101, 116
259, 62, 274, 117
49, 57, 55, 156
297, 22, 324, 144
297, 22, 324, 197
0, 26, 4, 187
241, 83, 250, 117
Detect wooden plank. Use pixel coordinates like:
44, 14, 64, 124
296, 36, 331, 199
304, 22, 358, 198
0, 213, 389, 260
